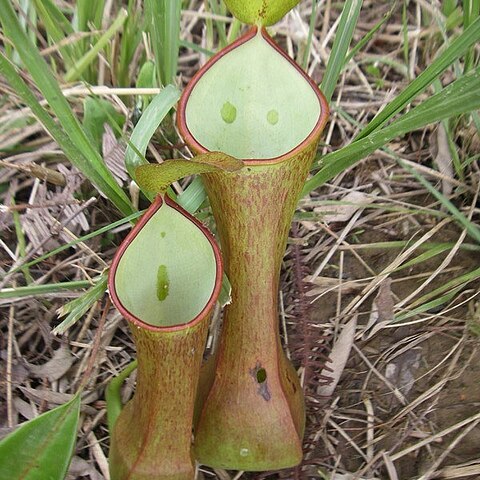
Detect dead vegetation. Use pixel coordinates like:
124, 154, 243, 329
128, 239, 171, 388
1, 1, 480, 479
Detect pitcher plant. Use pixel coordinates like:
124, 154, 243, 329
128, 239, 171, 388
108, 195, 223, 480
135, 1, 329, 472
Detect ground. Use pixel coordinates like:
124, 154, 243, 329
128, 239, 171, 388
1, 1, 479, 480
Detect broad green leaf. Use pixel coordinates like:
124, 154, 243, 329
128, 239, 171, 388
356, 15, 480, 139
54, 273, 108, 334
223, 0, 300, 26
0, 394, 81, 480
106, 360, 138, 432
302, 67, 480, 196
135, 60, 157, 110
135, 152, 243, 194
320, 0, 363, 102
136, 60, 157, 89
177, 176, 207, 213
83, 97, 125, 152
124, 85, 181, 181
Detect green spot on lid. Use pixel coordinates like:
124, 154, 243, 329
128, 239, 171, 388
221, 101, 237, 124
160, 231, 166, 238
267, 109, 279, 125
156, 265, 169, 301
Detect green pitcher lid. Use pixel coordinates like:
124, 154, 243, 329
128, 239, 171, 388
223, 0, 300, 26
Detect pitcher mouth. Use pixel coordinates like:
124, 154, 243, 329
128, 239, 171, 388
108, 195, 223, 333
177, 26, 329, 166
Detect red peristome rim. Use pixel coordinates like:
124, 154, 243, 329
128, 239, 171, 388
108, 195, 223, 333
177, 26, 329, 166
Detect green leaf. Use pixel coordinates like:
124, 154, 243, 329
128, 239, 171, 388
408, 266, 480, 310
116, 1, 144, 87
75, 0, 105, 32
145, 0, 182, 86
0, 280, 97, 299
177, 176, 207, 213
320, 0, 363, 102
54, 273, 108, 335
207, 0, 228, 48
0, 394, 81, 480
343, 4, 394, 67
135, 152, 244, 194
179, 39, 214, 58
394, 244, 453, 272
135, 60, 157, 110
124, 85, 181, 182
301, 0, 318, 69
356, 15, 480, 139
302, 67, 480, 196
219, 274, 232, 307
83, 97, 125, 152
395, 286, 464, 322
106, 360, 138, 432
32, 0, 76, 68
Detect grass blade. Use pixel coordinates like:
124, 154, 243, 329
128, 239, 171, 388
395, 286, 465, 322
177, 177, 207, 213
0, 52, 133, 216
75, 0, 105, 32
398, 158, 480, 243
106, 360, 138, 432
32, 0, 76, 68
302, 0, 319, 70
0, 0, 134, 216
356, 15, 480, 139
145, 0, 182, 86
320, 0, 363, 102
302, 67, 480, 196
5, 210, 143, 277
64, 8, 128, 82
463, 0, 480, 73
54, 273, 108, 335
343, 4, 394, 67
0, 280, 96, 299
